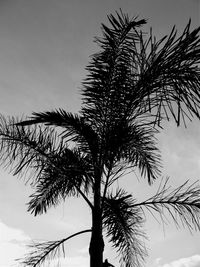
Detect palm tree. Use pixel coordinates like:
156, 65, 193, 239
1, 10, 200, 267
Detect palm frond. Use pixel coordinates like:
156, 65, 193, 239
28, 148, 93, 215
81, 11, 146, 128
131, 21, 200, 126
0, 115, 60, 182
17, 109, 99, 160
134, 178, 200, 231
0, 115, 93, 212
116, 122, 161, 184
97, 118, 161, 186
82, 11, 200, 129
19, 229, 91, 267
102, 189, 147, 267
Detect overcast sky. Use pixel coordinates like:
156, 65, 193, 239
0, 1, 200, 267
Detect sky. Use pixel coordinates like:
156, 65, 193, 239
0, 0, 200, 267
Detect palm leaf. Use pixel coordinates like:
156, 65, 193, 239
134, 178, 200, 231
0, 116, 60, 182
19, 229, 91, 267
28, 148, 93, 216
102, 189, 147, 267
130, 21, 200, 126
0, 116, 93, 211
82, 11, 200, 130
81, 11, 146, 128
125, 124, 161, 182
17, 109, 99, 160
106, 121, 161, 184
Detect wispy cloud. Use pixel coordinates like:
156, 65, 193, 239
0, 219, 91, 267
50, 256, 89, 267
157, 255, 200, 267
0, 220, 30, 267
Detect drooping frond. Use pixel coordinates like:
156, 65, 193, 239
109, 122, 161, 184
28, 148, 93, 216
131, 21, 200, 126
17, 109, 99, 160
0, 115, 60, 181
134, 178, 200, 231
0, 116, 93, 211
125, 124, 161, 183
102, 189, 147, 267
19, 229, 91, 267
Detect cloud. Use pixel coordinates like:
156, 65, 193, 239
77, 245, 89, 254
50, 256, 89, 267
0, 220, 30, 267
0, 219, 90, 267
159, 255, 200, 267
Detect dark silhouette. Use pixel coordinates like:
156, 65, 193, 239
103, 259, 115, 267
1, 10, 200, 267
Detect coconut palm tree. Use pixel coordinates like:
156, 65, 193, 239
1, 10, 200, 267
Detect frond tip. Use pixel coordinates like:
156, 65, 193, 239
0, 115, 60, 181
18, 229, 91, 267
136, 178, 200, 231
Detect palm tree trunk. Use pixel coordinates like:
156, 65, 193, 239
89, 208, 104, 267
89, 171, 104, 267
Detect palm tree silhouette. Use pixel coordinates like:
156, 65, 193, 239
1, 10, 200, 267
